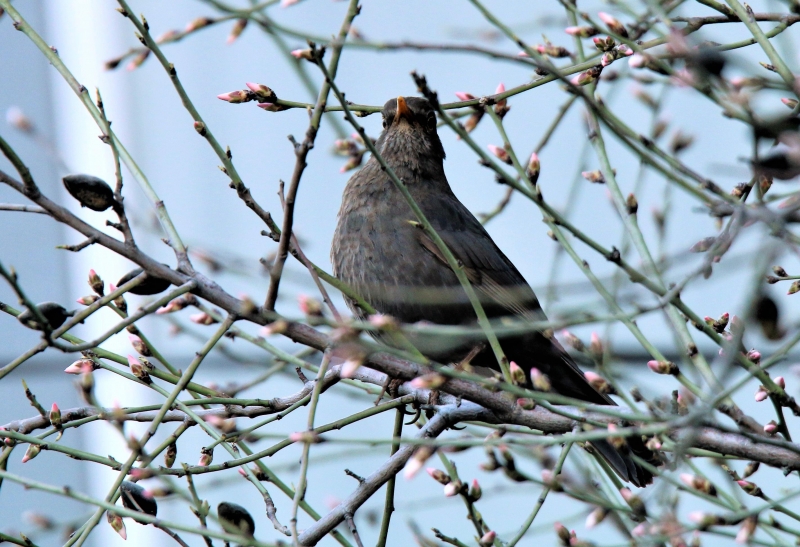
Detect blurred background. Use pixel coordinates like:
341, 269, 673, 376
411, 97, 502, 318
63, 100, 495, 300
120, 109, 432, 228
2, 0, 799, 545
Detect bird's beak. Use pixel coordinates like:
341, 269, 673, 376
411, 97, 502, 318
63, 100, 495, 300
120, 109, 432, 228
394, 96, 412, 124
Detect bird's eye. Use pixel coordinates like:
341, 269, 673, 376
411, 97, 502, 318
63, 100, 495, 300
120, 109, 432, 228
426, 112, 436, 128
382, 116, 387, 129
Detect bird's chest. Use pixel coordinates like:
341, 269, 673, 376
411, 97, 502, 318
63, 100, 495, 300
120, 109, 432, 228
332, 176, 456, 293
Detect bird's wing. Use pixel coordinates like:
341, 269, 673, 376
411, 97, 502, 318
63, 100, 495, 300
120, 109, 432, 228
415, 190, 617, 406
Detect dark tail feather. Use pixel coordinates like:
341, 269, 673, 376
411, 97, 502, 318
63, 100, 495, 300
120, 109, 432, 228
590, 438, 654, 488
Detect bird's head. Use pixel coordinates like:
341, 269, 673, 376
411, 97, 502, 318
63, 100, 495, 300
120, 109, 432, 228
377, 96, 446, 172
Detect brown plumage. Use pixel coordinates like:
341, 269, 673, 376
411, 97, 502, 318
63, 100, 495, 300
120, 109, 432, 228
331, 96, 656, 487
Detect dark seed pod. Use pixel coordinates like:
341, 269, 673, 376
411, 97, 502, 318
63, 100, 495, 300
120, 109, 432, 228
17, 302, 74, 330
63, 174, 116, 212
117, 268, 172, 295
120, 481, 158, 517
218, 502, 255, 536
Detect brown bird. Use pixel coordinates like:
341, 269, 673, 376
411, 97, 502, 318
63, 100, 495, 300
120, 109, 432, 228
331, 96, 656, 487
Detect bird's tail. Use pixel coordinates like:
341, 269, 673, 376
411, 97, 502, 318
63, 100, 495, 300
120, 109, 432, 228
589, 434, 656, 488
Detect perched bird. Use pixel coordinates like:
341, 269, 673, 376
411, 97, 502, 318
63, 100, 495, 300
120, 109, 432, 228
331, 96, 657, 486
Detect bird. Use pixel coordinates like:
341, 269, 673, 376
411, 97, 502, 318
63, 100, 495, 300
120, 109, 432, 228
331, 95, 656, 487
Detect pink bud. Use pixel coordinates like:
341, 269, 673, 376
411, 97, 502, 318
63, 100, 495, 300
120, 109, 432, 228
479, 530, 496, 546
754, 387, 768, 402
628, 53, 645, 68
495, 82, 505, 94
257, 102, 281, 112
65, 359, 93, 375
487, 144, 511, 164
454, 92, 475, 101
631, 523, 648, 537
526, 152, 540, 185
764, 421, 779, 435
403, 456, 424, 480
189, 312, 216, 325
509, 361, 526, 385
217, 90, 248, 103
775, 376, 786, 389
443, 482, 460, 497
340, 358, 363, 379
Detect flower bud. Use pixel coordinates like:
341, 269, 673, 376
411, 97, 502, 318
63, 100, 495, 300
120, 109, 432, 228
589, 332, 603, 357
584, 371, 612, 394
259, 320, 288, 337
626, 193, 638, 215
245, 82, 278, 102
128, 355, 151, 384
789, 280, 800, 295
454, 91, 476, 102
530, 368, 551, 391
494, 82, 509, 118
509, 361, 526, 385
487, 144, 511, 164
593, 36, 616, 52
469, 478, 482, 501
88, 269, 104, 296
647, 360, 678, 375
736, 516, 757, 543
516, 398, 536, 410
620, 488, 647, 517
598, 12, 628, 38
189, 312, 218, 325
743, 461, 760, 478
775, 376, 786, 389
164, 442, 177, 468
561, 330, 583, 351
536, 44, 570, 57
426, 468, 451, 485
526, 152, 540, 185
554, 522, 572, 545
764, 420, 779, 435
585, 506, 608, 528
217, 90, 251, 104
6, 106, 34, 132
754, 386, 768, 402
185, 16, 213, 32
680, 473, 717, 496
478, 530, 496, 546
565, 26, 599, 38
49, 403, 62, 429
773, 265, 788, 277
404, 446, 435, 479
736, 479, 763, 496
76, 295, 99, 306
571, 69, 598, 87
198, 447, 213, 467
257, 102, 287, 112
128, 333, 151, 356
106, 511, 127, 540
298, 294, 323, 316
22, 443, 41, 463
291, 48, 314, 61
443, 481, 461, 497
410, 373, 447, 390
582, 170, 605, 183
226, 18, 248, 44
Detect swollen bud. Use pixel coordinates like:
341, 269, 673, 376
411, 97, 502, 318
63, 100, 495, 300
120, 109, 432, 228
164, 442, 177, 468
127, 355, 151, 385
426, 468, 451, 485
509, 361, 526, 385
526, 152, 541, 185
49, 403, 62, 429
198, 447, 213, 467
626, 193, 638, 215
647, 360, 679, 375
106, 511, 127, 540
598, 12, 628, 38
88, 269, 104, 296
478, 530, 496, 547
245, 82, 279, 102
487, 144, 512, 164
469, 478, 482, 501
128, 334, 151, 356
22, 443, 41, 463
530, 368, 552, 391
